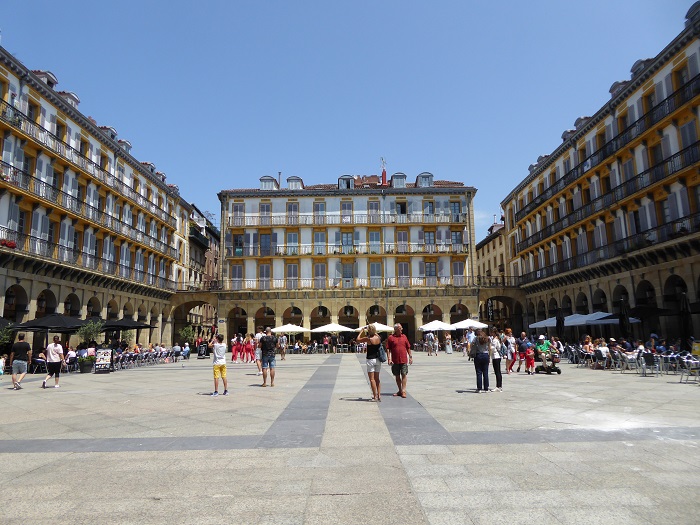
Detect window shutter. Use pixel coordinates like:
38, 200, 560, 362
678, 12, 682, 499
664, 74, 673, 100
271, 232, 277, 252
8, 200, 19, 230
335, 261, 342, 278
689, 53, 699, 78
668, 194, 679, 221
628, 105, 636, 124
42, 215, 50, 241
437, 260, 445, 276
679, 187, 690, 216
585, 140, 592, 156
2, 137, 13, 164
436, 230, 442, 242
36, 158, 43, 178
627, 212, 637, 236
59, 222, 66, 244
555, 166, 561, 180
639, 208, 649, 231
419, 261, 425, 277
418, 230, 424, 243
46, 163, 53, 185
640, 147, 649, 171
661, 135, 671, 159
50, 114, 56, 134
605, 124, 612, 142
334, 231, 340, 245
40, 107, 46, 128
647, 202, 657, 228
636, 99, 644, 121
354, 230, 360, 245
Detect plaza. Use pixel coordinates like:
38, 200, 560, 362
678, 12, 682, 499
2, 353, 698, 525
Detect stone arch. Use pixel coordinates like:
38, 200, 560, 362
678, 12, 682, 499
36, 289, 57, 317
536, 300, 546, 321
254, 306, 275, 331
87, 296, 101, 318
422, 303, 442, 323
611, 285, 629, 314
366, 304, 387, 325
3, 284, 28, 323
123, 301, 135, 319
575, 292, 589, 314
228, 306, 248, 338
548, 298, 558, 317
512, 301, 524, 334
592, 288, 608, 313
339, 305, 359, 329
561, 295, 572, 315
449, 303, 469, 325
63, 292, 81, 317
663, 275, 688, 337
282, 306, 304, 325
107, 299, 119, 320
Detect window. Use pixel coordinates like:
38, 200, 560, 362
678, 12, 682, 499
370, 262, 382, 287
230, 264, 242, 290
341, 232, 353, 254
397, 230, 408, 253
286, 232, 299, 255
259, 203, 271, 225
424, 231, 435, 253
259, 264, 271, 290
233, 234, 244, 256
453, 261, 464, 286
286, 264, 298, 289
450, 202, 461, 220
369, 231, 381, 252
313, 202, 326, 224
424, 262, 437, 286
368, 201, 380, 223
313, 263, 326, 289
398, 261, 409, 287
313, 231, 326, 255
341, 202, 352, 223
232, 203, 244, 226
423, 201, 434, 216
680, 120, 698, 148
287, 202, 299, 225
260, 234, 272, 256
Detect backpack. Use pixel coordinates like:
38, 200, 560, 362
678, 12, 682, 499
499, 341, 508, 358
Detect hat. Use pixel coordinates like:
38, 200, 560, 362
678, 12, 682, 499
609, 338, 616, 342
538, 335, 545, 340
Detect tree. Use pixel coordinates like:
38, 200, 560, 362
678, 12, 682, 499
178, 325, 195, 346
77, 320, 104, 345
0, 325, 13, 353
121, 330, 134, 346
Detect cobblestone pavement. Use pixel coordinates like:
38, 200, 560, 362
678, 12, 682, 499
2, 352, 698, 524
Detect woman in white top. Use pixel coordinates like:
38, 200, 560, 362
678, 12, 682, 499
489, 328, 503, 391
42, 335, 65, 388
444, 333, 453, 354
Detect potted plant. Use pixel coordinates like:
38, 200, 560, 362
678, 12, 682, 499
78, 355, 96, 373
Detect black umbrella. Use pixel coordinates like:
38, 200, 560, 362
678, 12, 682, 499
619, 297, 632, 340
14, 313, 87, 332
555, 308, 565, 340
679, 292, 692, 352
101, 318, 152, 331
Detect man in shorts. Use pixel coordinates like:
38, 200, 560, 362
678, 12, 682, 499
207, 334, 228, 396
387, 323, 412, 398
10, 333, 32, 390
259, 327, 278, 387
516, 332, 530, 372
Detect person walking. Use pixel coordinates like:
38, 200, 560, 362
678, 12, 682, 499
278, 333, 287, 361
356, 324, 383, 401
489, 328, 503, 391
516, 331, 529, 372
42, 335, 65, 389
504, 328, 516, 374
466, 328, 476, 360
259, 327, 278, 387
387, 323, 413, 398
425, 331, 435, 356
10, 333, 32, 390
472, 330, 490, 393
254, 327, 264, 375
207, 334, 228, 397
444, 332, 453, 354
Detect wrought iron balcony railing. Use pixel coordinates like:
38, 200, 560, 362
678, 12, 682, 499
515, 72, 700, 223
519, 211, 700, 285
0, 99, 177, 228
223, 241, 469, 258
0, 161, 178, 260
227, 212, 468, 228
0, 225, 177, 291
516, 140, 700, 253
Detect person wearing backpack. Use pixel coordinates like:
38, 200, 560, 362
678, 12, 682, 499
489, 328, 504, 392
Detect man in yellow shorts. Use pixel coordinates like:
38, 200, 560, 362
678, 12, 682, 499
208, 334, 228, 397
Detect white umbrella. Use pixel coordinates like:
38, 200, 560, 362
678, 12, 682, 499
529, 316, 557, 329
418, 320, 453, 331
450, 318, 488, 330
355, 322, 394, 333
311, 322, 354, 333
271, 323, 310, 334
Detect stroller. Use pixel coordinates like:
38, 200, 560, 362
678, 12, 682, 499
535, 351, 562, 374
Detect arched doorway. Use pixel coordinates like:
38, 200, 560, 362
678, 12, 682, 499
63, 293, 81, 317
394, 304, 415, 344
3, 285, 28, 323
663, 275, 688, 340
339, 305, 359, 329
254, 306, 275, 332
228, 307, 248, 338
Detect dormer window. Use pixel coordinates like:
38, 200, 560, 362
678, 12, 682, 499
391, 172, 407, 189
260, 176, 278, 191
338, 175, 354, 190
287, 176, 303, 190
417, 172, 433, 188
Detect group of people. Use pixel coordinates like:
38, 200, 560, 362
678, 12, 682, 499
356, 323, 412, 401
4, 334, 66, 389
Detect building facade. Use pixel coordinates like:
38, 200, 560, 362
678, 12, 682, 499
215, 172, 478, 343
0, 47, 183, 346
500, 4, 700, 341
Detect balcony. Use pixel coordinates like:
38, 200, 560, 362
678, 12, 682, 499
515, 71, 700, 223
0, 161, 178, 260
223, 241, 469, 258
0, 99, 177, 228
519, 210, 700, 285
186, 274, 520, 292
0, 225, 177, 291
227, 212, 468, 228
189, 226, 210, 250
516, 140, 700, 254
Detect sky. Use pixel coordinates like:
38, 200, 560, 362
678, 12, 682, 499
1, 0, 693, 236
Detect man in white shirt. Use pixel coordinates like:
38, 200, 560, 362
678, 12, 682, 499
207, 334, 228, 397
42, 335, 65, 389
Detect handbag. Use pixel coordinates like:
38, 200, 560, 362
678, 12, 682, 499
378, 343, 387, 363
